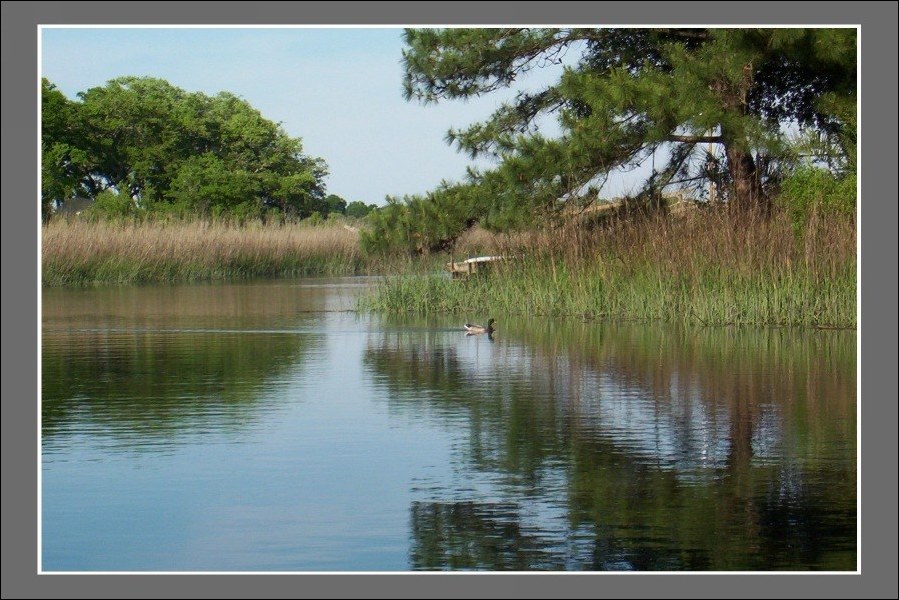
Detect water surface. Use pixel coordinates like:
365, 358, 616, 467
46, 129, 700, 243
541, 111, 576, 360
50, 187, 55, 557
42, 278, 857, 571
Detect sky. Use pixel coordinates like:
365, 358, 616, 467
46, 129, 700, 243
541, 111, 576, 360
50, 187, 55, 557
41, 27, 649, 206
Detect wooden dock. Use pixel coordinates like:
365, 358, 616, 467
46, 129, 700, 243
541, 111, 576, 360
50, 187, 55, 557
445, 255, 508, 278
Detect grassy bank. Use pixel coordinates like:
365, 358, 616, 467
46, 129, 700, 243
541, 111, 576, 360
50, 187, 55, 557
42, 220, 369, 285
43, 209, 856, 328
361, 210, 857, 328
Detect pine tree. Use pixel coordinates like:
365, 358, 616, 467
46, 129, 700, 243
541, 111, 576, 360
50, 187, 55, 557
402, 28, 856, 218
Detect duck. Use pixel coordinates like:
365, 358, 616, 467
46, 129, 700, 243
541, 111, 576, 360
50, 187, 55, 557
464, 318, 496, 335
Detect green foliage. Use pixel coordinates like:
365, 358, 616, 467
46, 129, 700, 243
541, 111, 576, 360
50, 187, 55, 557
789, 92, 857, 175
41, 76, 327, 221
229, 200, 266, 224
323, 194, 348, 216
83, 189, 143, 220
167, 153, 258, 214
346, 200, 377, 219
362, 181, 485, 255
778, 167, 856, 233
389, 27, 857, 243
363, 257, 855, 328
41, 79, 94, 218
361, 211, 856, 328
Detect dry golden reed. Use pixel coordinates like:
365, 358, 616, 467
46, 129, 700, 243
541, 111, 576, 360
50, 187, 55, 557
42, 220, 365, 285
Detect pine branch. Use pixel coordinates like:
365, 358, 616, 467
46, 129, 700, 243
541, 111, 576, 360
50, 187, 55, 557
666, 135, 723, 144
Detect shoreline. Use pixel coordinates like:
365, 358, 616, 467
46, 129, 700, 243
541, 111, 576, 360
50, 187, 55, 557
42, 213, 857, 328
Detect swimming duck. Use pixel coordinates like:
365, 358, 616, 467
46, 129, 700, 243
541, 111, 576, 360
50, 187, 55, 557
464, 318, 496, 335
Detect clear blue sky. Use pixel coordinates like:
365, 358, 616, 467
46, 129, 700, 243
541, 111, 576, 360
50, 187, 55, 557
41, 27, 646, 206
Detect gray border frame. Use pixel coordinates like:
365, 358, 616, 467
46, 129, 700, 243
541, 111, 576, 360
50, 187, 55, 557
3, 2, 896, 598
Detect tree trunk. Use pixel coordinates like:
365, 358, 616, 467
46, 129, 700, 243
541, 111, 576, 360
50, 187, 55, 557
724, 143, 767, 213
715, 64, 770, 215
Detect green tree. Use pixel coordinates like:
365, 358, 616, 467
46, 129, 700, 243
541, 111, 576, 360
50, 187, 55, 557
74, 77, 189, 203
401, 28, 856, 220
362, 182, 480, 254
41, 79, 93, 218
346, 200, 377, 219
41, 76, 328, 220
323, 193, 348, 216
167, 153, 258, 216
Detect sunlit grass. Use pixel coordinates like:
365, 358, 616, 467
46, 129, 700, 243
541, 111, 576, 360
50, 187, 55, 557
43, 208, 857, 327
361, 209, 857, 328
42, 219, 368, 285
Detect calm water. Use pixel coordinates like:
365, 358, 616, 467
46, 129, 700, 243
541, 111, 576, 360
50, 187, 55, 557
41, 279, 857, 571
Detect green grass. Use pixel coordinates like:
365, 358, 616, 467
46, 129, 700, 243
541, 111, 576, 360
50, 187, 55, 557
360, 210, 857, 328
43, 207, 857, 328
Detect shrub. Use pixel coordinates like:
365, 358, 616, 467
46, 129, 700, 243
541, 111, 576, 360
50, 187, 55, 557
778, 167, 856, 234
83, 190, 143, 220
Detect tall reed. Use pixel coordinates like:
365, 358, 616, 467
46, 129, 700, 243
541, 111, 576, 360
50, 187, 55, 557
42, 219, 367, 285
362, 209, 857, 328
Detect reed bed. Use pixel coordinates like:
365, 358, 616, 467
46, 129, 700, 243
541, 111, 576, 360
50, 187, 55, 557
42, 219, 367, 285
43, 209, 856, 327
362, 209, 857, 328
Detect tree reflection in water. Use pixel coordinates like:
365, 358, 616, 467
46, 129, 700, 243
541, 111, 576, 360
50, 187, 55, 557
365, 318, 856, 571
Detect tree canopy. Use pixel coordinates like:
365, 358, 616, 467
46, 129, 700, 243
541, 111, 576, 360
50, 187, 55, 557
369, 28, 856, 252
42, 77, 327, 221
346, 200, 377, 219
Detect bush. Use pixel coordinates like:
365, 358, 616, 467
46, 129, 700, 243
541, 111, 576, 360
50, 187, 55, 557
346, 200, 375, 219
83, 190, 143, 220
778, 167, 856, 234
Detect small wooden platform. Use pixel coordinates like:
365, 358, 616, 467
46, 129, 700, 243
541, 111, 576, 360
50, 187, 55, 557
445, 255, 508, 278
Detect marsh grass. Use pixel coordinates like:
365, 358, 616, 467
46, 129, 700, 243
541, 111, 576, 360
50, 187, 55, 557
43, 209, 857, 327
42, 219, 368, 285
362, 209, 857, 328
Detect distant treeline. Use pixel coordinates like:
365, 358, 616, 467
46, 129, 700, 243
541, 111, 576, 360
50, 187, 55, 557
41, 76, 376, 222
